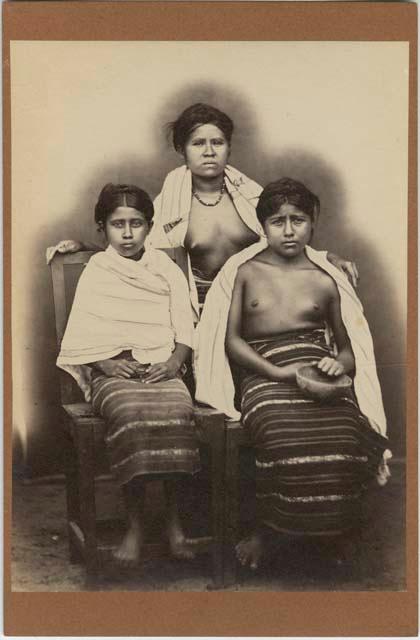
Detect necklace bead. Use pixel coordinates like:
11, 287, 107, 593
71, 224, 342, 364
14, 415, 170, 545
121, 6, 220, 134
192, 182, 225, 207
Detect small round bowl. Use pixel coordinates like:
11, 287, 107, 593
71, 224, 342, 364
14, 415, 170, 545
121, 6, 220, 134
296, 364, 352, 402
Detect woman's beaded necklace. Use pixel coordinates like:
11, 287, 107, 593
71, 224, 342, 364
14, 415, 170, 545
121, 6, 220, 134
192, 182, 225, 207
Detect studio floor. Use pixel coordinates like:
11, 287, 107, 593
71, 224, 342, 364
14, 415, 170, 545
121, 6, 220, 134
11, 462, 405, 592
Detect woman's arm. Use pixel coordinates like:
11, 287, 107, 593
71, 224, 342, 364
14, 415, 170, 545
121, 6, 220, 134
317, 283, 355, 377
56, 239, 103, 252
46, 239, 104, 264
225, 270, 304, 382
327, 252, 359, 288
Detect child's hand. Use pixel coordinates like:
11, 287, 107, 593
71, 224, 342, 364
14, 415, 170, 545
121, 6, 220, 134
142, 361, 179, 383
96, 359, 138, 379
316, 357, 344, 377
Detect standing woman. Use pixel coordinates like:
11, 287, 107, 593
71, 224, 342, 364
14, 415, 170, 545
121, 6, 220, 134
149, 103, 358, 318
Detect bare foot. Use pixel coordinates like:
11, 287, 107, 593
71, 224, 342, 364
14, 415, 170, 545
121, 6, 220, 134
164, 479, 196, 560
236, 532, 264, 570
112, 524, 143, 567
168, 531, 196, 560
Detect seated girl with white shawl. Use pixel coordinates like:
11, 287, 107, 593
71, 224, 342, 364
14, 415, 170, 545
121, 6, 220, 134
57, 183, 200, 566
197, 177, 390, 571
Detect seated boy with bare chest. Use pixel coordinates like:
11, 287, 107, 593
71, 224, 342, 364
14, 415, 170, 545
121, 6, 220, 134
226, 178, 387, 572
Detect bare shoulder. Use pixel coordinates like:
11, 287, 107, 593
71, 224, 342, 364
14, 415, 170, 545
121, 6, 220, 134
236, 258, 261, 282
312, 265, 339, 299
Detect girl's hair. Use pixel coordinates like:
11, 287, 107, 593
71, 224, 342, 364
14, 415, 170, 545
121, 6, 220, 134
169, 103, 234, 152
94, 183, 154, 229
256, 177, 320, 225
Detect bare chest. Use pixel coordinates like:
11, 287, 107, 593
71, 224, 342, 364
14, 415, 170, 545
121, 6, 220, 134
244, 270, 330, 321
185, 196, 258, 251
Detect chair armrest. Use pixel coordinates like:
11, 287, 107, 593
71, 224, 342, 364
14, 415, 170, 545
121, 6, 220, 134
226, 420, 243, 431
193, 404, 226, 442
193, 405, 225, 418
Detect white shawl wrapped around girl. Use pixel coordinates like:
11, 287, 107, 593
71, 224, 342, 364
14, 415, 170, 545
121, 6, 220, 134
57, 245, 194, 401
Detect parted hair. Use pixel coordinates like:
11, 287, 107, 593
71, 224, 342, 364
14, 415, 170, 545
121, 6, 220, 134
170, 103, 234, 152
256, 177, 320, 225
94, 183, 154, 228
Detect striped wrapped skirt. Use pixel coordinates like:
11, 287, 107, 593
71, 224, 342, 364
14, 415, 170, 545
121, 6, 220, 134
91, 370, 200, 486
241, 329, 388, 536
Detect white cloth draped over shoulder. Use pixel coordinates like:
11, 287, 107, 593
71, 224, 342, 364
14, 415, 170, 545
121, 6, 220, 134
147, 164, 264, 318
194, 240, 388, 443
57, 245, 194, 402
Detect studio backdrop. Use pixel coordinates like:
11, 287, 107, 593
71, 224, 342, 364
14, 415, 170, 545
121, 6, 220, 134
10, 41, 408, 475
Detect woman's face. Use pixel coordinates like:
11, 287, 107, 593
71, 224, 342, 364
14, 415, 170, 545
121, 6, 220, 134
183, 123, 230, 179
105, 206, 151, 259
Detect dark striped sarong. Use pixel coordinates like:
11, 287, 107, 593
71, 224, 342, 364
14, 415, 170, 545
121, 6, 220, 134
91, 371, 200, 486
241, 329, 388, 537
191, 266, 215, 314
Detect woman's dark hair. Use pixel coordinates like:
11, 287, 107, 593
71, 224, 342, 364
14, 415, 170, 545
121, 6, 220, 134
170, 103, 234, 152
256, 177, 320, 225
94, 183, 154, 229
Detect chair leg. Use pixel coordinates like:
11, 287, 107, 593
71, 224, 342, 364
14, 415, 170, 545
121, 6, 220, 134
223, 429, 241, 587
63, 430, 82, 563
204, 412, 226, 589
74, 424, 98, 579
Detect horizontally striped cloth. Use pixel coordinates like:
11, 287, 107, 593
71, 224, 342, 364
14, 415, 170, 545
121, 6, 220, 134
191, 266, 215, 314
91, 360, 200, 486
241, 329, 388, 536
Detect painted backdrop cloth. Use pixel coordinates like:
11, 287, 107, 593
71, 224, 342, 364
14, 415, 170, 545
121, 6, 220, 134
91, 372, 199, 486
57, 244, 194, 401
195, 241, 388, 440
241, 330, 389, 535
148, 164, 264, 317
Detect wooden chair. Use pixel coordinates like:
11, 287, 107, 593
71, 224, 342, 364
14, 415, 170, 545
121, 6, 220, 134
223, 420, 253, 586
50, 251, 227, 587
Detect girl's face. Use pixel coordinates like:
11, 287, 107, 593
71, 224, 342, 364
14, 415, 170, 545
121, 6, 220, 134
105, 206, 151, 259
183, 123, 230, 179
263, 202, 313, 258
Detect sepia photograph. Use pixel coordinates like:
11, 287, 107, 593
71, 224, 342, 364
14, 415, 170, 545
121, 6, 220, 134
4, 1, 416, 637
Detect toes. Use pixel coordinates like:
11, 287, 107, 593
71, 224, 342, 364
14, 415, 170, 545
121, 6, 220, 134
112, 542, 141, 567
172, 546, 195, 560
236, 551, 248, 566
170, 540, 196, 561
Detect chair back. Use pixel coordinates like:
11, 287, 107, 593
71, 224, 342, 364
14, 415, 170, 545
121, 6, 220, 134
49, 251, 95, 404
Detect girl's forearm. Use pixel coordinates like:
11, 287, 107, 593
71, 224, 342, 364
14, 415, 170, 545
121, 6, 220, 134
89, 358, 109, 371
336, 348, 355, 376
167, 342, 191, 368
226, 336, 283, 381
